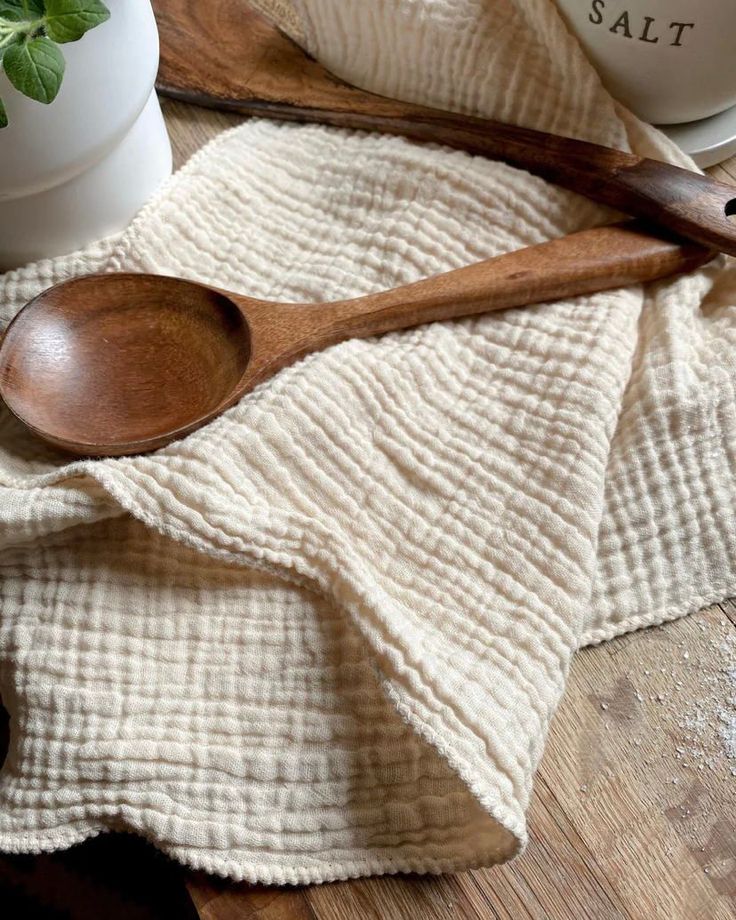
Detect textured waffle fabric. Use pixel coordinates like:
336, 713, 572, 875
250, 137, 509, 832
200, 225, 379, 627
1, 0, 735, 883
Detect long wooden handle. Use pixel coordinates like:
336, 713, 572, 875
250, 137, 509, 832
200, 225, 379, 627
154, 0, 736, 256
314, 222, 713, 337
240, 222, 714, 387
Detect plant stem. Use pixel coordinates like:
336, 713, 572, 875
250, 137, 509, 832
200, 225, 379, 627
0, 19, 44, 35
0, 17, 45, 39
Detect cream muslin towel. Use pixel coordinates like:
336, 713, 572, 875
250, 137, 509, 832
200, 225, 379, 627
1, 0, 735, 883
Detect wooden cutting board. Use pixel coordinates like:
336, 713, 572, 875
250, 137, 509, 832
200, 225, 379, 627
153, 0, 408, 120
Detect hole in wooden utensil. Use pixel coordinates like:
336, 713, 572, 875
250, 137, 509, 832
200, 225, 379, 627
0, 275, 251, 452
725, 198, 736, 222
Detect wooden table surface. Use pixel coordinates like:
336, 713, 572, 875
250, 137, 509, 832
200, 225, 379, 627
0, 99, 734, 920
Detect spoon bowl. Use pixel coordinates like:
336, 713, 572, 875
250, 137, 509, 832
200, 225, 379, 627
0, 274, 251, 454
0, 222, 715, 457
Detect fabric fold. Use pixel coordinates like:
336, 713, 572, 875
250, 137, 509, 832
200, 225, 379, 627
1, 0, 734, 882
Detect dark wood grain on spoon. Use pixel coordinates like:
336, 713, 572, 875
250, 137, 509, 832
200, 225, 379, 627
0, 222, 714, 457
152, 0, 736, 257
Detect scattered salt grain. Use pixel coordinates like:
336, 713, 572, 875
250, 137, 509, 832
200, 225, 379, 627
718, 711, 736, 761
626, 620, 735, 787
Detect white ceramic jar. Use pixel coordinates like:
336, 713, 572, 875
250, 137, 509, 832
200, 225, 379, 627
0, 0, 172, 271
555, 0, 736, 125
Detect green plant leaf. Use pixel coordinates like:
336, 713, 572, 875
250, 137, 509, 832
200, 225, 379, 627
0, 33, 22, 62
0, 0, 45, 21
4, 36, 65, 104
0, 96, 7, 128
44, 0, 110, 43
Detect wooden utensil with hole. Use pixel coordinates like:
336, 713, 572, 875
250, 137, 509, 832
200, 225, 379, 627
0, 222, 713, 457
152, 0, 736, 256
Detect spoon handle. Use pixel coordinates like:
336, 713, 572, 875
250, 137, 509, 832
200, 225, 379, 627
240, 222, 713, 388
284, 222, 713, 347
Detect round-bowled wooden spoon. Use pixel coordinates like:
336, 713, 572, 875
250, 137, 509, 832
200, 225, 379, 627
0, 222, 714, 457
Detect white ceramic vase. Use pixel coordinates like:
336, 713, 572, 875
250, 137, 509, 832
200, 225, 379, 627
0, 0, 172, 271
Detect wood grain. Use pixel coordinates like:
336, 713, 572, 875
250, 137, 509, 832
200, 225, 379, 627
161, 98, 736, 920
152, 0, 736, 257
0, 274, 252, 454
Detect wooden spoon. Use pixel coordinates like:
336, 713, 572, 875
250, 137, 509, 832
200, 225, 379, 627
153, 0, 736, 257
0, 222, 713, 457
